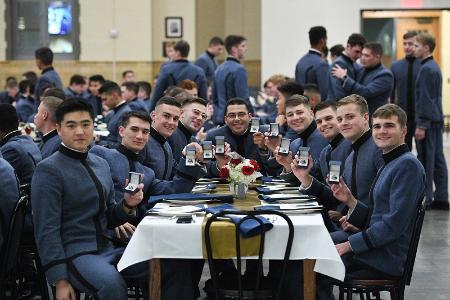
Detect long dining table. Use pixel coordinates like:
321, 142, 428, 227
117, 184, 344, 299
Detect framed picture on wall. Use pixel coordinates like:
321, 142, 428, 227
165, 17, 183, 38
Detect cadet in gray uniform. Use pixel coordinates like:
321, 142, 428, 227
32, 99, 147, 300
195, 36, 224, 82
316, 104, 425, 299
414, 32, 449, 210
34, 96, 63, 159
332, 43, 393, 116
390, 31, 420, 150
211, 35, 250, 125
295, 26, 329, 100
0, 104, 42, 184
141, 97, 181, 180
99, 81, 132, 147
168, 97, 208, 163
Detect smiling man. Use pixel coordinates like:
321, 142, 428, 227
332, 42, 393, 116
205, 97, 269, 176
314, 104, 425, 298
168, 97, 208, 163
268, 95, 327, 181
291, 95, 383, 231
141, 96, 181, 180
31, 99, 147, 299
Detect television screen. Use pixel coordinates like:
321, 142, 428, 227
48, 2, 72, 35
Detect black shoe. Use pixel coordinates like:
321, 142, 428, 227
430, 201, 450, 211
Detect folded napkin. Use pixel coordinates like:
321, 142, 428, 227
148, 193, 233, 207
261, 176, 286, 183
256, 186, 299, 194
226, 215, 273, 238
205, 204, 273, 238
258, 193, 316, 203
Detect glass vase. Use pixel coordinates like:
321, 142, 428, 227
229, 182, 248, 199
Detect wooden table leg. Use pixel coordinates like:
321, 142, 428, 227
149, 259, 161, 300
303, 259, 316, 300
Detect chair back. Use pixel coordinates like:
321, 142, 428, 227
0, 194, 29, 276
402, 200, 426, 287
204, 209, 294, 300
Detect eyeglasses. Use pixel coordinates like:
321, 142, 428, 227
191, 109, 207, 120
226, 112, 248, 119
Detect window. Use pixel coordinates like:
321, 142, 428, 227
6, 0, 79, 60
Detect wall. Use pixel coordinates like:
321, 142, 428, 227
151, 0, 196, 61
442, 10, 450, 113
79, 0, 152, 61
0, 0, 5, 61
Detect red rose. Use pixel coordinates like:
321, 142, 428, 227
249, 159, 260, 171
219, 167, 230, 179
231, 158, 242, 165
241, 165, 254, 176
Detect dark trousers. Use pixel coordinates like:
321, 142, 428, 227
416, 123, 449, 204
405, 120, 415, 151
69, 246, 201, 300
316, 254, 400, 300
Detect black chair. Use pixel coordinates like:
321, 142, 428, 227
204, 210, 294, 300
0, 195, 28, 299
335, 200, 427, 300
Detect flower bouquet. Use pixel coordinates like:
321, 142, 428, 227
219, 154, 262, 199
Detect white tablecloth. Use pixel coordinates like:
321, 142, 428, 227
117, 214, 345, 281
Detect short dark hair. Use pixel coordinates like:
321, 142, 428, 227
347, 33, 366, 48
55, 98, 94, 124
121, 81, 139, 95
364, 42, 383, 56
137, 81, 152, 97
277, 81, 304, 97
70, 74, 86, 86
403, 30, 418, 40
22, 71, 37, 83
0, 104, 19, 133
182, 97, 207, 108
314, 101, 337, 114
99, 80, 121, 95
174, 40, 190, 57
224, 35, 246, 54
155, 96, 182, 109
373, 104, 407, 128
303, 83, 320, 95
209, 36, 224, 46
285, 95, 310, 109
89, 74, 105, 83
309, 26, 327, 46
19, 79, 34, 94
120, 110, 151, 127
330, 44, 345, 57
42, 88, 66, 100
416, 32, 436, 53
337, 94, 368, 115
225, 97, 250, 115
122, 70, 134, 79
35, 47, 54, 65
